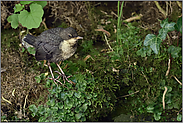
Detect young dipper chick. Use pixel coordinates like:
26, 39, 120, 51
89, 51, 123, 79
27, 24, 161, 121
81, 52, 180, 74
23, 27, 83, 86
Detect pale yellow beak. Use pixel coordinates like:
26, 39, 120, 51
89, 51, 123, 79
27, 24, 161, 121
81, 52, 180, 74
76, 36, 83, 40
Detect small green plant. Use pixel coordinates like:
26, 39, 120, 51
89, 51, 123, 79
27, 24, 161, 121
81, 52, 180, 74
137, 17, 182, 58
7, 1, 47, 29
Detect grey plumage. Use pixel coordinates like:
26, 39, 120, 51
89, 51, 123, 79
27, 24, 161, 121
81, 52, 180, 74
22, 27, 83, 86
23, 27, 82, 63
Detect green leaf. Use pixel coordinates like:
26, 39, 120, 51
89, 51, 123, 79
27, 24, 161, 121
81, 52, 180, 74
159, 19, 176, 40
74, 92, 81, 98
35, 75, 41, 83
60, 92, 67, 100
29, 104, 38, 117
136, 48, 146, 57
20, 1, 33, 5
47, 98, 55, 106
154, 112, 161, 121
7, 14, 19, 29
38, 105, 45, 115
177, 114, 182, 121
27, 47, 36, 55
18, 3, 44, 29
144, 34, 162, 54
175, 17, 182, 33
32, 1, 47, 8
160, 18, 168, 28
80, 103, 88, 112
147, 105, 154, 113
64, 98, 74, 109
57, 102, 64, 109
168, 45, 181, 58
75, 113, 82, 120
14, 3, 24, 13
21, 47, 25, 52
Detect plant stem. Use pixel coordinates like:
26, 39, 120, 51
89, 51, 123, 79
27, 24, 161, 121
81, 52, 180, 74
117, 1, 124, 53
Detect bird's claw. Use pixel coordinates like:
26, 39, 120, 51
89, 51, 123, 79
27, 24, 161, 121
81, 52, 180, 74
54, 71, 75, 85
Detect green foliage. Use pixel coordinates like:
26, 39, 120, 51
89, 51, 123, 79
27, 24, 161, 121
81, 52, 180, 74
137, 18, 181, 57
167, 45, 181, 58
175, 17, 182, 33
7, 1, 47, 29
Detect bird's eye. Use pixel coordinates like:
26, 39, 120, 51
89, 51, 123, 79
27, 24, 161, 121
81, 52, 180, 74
68, 34, 72, 37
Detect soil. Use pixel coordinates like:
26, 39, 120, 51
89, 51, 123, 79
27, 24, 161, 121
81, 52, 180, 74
1, 1, 182, 121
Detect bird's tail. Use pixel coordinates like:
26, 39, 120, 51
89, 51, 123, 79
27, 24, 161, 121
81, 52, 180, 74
23, 34, 36, 46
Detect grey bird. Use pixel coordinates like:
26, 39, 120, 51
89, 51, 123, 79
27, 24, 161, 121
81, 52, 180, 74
23, 27, 83, 86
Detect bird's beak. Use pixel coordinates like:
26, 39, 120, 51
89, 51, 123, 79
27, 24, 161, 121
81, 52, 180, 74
76, 36, 83, 40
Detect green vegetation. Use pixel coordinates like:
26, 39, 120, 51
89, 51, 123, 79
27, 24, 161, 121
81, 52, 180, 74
7, 1, 47, 29
3, 1, 182, 122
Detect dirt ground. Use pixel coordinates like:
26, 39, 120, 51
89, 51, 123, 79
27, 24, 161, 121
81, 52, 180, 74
1, 1, 182, 121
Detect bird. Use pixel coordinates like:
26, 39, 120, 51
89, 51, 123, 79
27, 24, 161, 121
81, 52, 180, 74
23, 27, 83, 86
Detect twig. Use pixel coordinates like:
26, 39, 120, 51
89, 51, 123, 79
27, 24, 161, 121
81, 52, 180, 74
162, 86, 167, 109
2, 96, 12, 104
141, 71, 149, 84
154, 1, 166, 18
165, 58, 171, 76
23, 95, 28, 117
124, 14, 143, 22
117, 90, 139, 99
95, 28, 111, 37
42, 18, 48, 30
173, 75, 182, 85
104, 33, 113, 51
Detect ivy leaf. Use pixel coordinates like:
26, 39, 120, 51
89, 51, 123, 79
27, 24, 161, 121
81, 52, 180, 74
14, 3, 24, 13
159, 23, 176, 40
20, 1, 33, 5
29, 104, 38, 117
159, 18, 176, 40
7, 14, 19, 29
18, 3, 44, 29
175, 17, 182, 33
160, 18, 168, 28
168, 45, 181, 58
144, 34, 162, 54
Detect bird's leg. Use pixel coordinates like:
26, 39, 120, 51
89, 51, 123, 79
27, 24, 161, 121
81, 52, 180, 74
56, 63, 75, 85
48, 62, 63, 86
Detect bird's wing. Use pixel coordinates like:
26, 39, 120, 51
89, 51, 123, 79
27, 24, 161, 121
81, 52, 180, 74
35, 34, 63, 61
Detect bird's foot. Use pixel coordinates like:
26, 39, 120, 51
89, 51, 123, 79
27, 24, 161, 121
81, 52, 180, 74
48, 77, 64, 86
55, 71, 75, 85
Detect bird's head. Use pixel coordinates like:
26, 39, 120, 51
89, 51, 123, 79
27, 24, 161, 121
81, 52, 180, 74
60, 27, 83, 45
